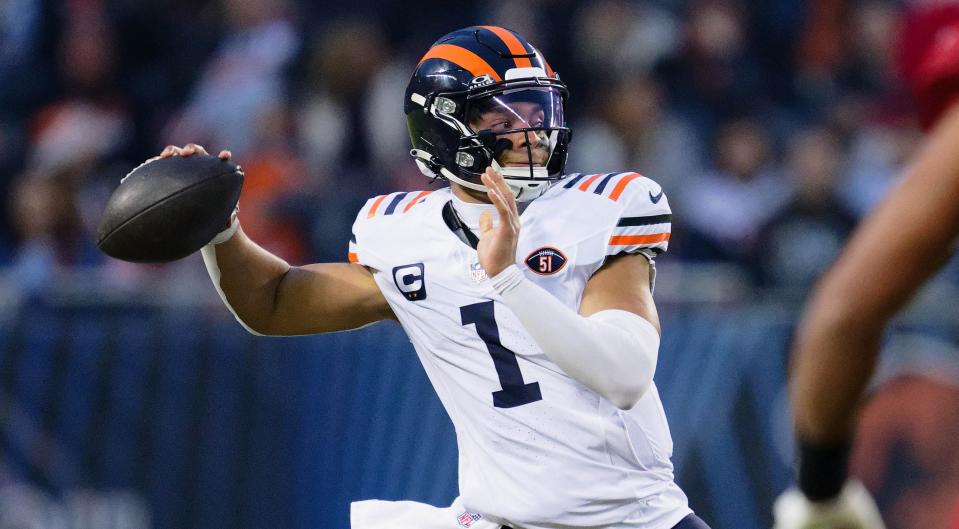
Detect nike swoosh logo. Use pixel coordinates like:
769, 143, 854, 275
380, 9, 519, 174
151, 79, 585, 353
649, 189, 664, 204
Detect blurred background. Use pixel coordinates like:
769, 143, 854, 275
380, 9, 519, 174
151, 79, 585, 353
1, 0, 959, 528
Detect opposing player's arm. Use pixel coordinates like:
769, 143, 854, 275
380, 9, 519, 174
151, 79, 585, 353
774, 50, 959, 529
775, 14, 959, 529
792, 101, 959, 443
207, 228, 394, 336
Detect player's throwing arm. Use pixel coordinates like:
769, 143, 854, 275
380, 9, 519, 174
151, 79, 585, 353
167, 144, 394, 335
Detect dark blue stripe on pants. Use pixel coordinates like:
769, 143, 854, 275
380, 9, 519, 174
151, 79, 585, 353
673, 513, 712, 529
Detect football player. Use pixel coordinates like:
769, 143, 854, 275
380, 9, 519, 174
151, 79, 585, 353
773, 6, 959, 529
162, 26, 709, 529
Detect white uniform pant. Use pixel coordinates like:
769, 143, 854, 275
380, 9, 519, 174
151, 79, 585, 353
352, 496, 500, 529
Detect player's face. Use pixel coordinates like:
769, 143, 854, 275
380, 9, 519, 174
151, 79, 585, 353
471, 102, 550, 166
468, 87, 565, 170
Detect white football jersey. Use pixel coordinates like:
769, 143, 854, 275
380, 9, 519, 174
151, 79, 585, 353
348, 172, 691, 529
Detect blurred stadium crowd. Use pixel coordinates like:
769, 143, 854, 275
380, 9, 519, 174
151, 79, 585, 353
2, 0, 955, 304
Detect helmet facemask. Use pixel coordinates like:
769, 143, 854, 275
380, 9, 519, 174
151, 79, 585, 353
417, 79, 571, 202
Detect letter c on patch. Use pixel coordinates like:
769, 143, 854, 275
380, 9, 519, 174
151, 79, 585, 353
392, 263, 427, 301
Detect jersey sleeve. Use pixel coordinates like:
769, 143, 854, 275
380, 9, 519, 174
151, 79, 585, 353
348, 232, 359, 263
605, 176, 672, 259
347, 191, 434, 267
347, 195, 381, 267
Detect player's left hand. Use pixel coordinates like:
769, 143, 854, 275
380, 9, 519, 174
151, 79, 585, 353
160, 143, 232, 160
773, 481, 886, 529
478, 167, 519, 277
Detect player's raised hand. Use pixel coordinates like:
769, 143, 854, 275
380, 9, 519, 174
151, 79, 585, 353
478, 167, 520, 277
160, 143, 232, 161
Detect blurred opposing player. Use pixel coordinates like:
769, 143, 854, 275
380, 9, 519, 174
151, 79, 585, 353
160, 27, 710, 529
774, 5, 959, 529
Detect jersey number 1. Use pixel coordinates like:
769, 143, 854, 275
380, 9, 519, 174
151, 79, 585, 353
460, 301, 543, 408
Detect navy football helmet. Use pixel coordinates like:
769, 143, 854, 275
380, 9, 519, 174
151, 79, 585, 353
405, 26, 571, 201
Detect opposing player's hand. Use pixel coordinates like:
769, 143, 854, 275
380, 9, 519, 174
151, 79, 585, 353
773, 481, 885, 529
478, 167, 519, 277
160, 143, 232, 161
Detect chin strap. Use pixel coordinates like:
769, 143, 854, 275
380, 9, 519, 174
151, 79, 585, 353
410, 149, 549, 202
491, 159, 549, 201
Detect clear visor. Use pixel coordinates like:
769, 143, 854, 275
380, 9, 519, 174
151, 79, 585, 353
465, 87, 565, 173
467, 87, 565, 134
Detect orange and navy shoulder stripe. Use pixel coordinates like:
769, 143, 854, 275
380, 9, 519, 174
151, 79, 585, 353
608, 213, 671, 255
348, 232, 359, 263
364, 190, 433, 219
561, 172, 644, 202
350, 191, 433, 263
351, 190, 433, 262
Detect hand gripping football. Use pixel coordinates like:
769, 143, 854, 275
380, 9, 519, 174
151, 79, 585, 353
96, 154, 244, 262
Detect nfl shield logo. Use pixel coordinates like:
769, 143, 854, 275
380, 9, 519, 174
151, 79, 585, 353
457, 511, 482, 527
468, 262, 487, 282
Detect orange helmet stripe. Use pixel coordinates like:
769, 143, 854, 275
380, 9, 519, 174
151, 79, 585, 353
533, 48, 555, 77
418, 44, 502, 81
479, 26, 533, 68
